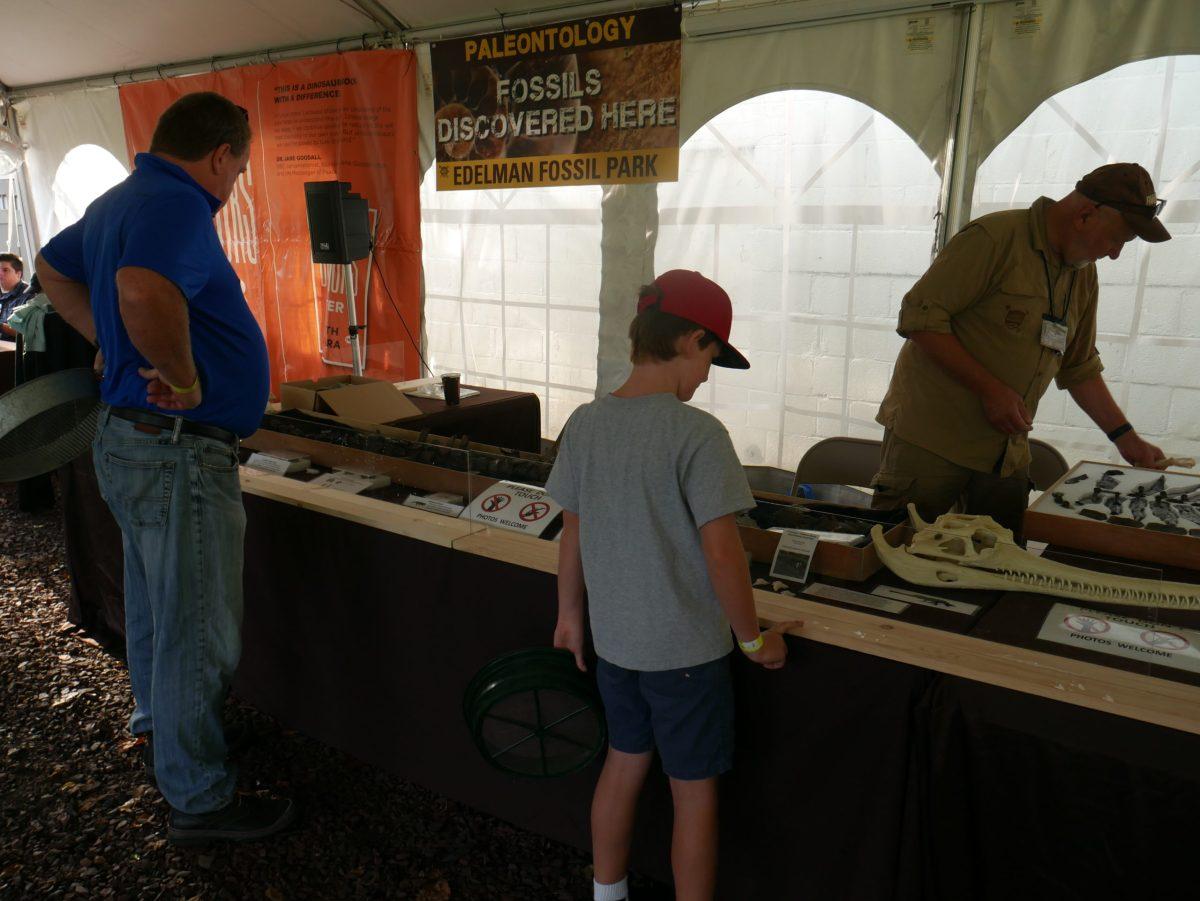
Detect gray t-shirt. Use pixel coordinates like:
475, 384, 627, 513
545, 393, 755, 671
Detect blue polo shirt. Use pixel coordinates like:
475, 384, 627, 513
40, 152, 269, 437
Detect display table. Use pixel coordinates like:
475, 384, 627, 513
59, 458, 1200, 899
399, 383, 542, 452
0, 338, 14, 395
59, 457, 926, 898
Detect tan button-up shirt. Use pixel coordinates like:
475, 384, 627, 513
876, 197, 1104, 476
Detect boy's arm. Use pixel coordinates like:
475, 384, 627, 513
699, 514, 793, 669
554, 510, 588, 672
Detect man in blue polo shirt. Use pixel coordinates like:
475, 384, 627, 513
36, 92, 293, 844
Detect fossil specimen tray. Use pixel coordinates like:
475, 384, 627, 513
739, 494, 907, 582
1026, 461, 1200, 572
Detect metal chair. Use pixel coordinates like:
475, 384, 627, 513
1028, 437, 1069, 490
791, 435, 1069, 494
791, 437, 883, 496
743, 465, 796, 496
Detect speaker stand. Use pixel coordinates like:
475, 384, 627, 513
344, 262, 364, 376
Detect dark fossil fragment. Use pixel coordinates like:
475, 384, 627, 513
1151, 498, 1180, 526
1106, 516, 1144, 528
1147, 522, 1188, 534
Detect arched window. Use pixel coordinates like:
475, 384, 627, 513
656, 90, 941, 468
50, 144, 128, 235
420, 169, 603, 439
974, 56, 1200, 463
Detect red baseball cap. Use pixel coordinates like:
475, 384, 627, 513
638, 270, 750, 369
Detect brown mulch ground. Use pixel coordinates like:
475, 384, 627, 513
0, 483, 668, 900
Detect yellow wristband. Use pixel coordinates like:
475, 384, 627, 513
167, 375, 200, 395
738, 633, 764, 654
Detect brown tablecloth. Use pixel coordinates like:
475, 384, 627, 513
398, 384, 541, 452
60, 457, 926, 899
58, 460, 1200, 899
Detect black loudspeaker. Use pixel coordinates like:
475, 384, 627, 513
303, 181, 371, 264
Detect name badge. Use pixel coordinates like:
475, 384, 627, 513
1041, 315, 1068, 354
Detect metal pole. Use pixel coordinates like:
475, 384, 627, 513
345, 262, 363, 376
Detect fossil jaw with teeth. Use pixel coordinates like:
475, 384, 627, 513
871, 505, 1200, 609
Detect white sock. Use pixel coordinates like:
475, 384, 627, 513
594, 876, 628, 901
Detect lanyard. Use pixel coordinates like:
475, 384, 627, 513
1041, 255, 1076, 322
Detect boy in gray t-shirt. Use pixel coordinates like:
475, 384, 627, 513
546, 270, 793, 901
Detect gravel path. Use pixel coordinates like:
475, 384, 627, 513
0, 484, 668, 900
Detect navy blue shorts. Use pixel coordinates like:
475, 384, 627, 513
596, 654, 735, 781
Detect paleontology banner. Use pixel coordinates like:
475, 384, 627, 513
431, 5, 681, 190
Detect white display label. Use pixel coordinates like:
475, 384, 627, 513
1036, 603, 1200, 674
403, 494, 466, 517
309, 470, 390, 494
461, 480, 562, 537
806, 583, 909, 614
872, 585, 980, 615
245, 452, 309, 475
770, 530, 820, 584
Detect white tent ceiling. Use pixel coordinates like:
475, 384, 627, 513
2, 0, 918, 92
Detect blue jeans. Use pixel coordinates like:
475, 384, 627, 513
92, 408, 246, 814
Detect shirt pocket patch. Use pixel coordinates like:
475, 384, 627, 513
994, 275, 1048, 336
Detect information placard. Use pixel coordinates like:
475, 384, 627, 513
770, 529, 820, 584
1036, 603, 1200, 674
461, 481, 562, 536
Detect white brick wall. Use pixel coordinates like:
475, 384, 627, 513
421, 176, 603, 436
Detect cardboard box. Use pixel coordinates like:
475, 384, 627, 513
279, 375, 421, 424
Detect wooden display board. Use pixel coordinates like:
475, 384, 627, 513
1025, 461, 1200, 572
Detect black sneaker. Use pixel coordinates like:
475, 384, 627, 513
142, 722, 255, 789
168, 794, 297, 846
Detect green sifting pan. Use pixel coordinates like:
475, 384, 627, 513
463, 648, 606, 779
0, 369, 101, 483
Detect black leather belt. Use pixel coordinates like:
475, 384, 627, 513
108, 406, 239, 447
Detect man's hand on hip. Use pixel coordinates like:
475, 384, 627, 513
1115, 431, 1165, 469
140, 367, 202, 411
981, 383, 1033, 435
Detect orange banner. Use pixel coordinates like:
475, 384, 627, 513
119, 50, 422, 391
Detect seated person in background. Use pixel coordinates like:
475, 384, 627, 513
0, 253, 29, 337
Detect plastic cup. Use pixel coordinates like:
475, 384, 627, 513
442, 372, 461, 405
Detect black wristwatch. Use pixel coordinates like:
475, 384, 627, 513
1106, 422, 1133, 442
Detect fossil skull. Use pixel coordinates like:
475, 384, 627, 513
902, 509, 1015, 567
872, 505, 1200, 609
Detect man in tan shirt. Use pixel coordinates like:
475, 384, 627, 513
873, 163, 1170, 537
